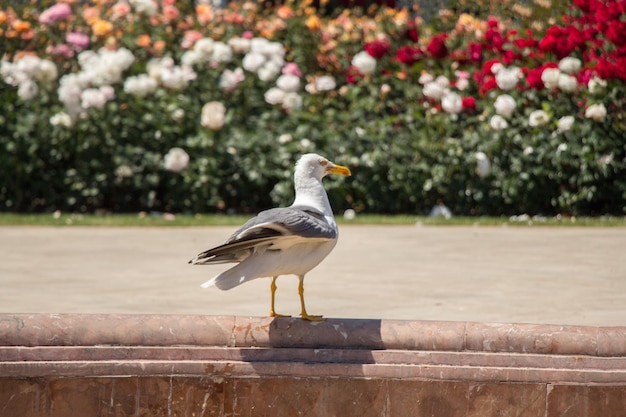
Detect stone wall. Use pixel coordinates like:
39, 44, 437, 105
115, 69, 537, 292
1, 314, 625, 416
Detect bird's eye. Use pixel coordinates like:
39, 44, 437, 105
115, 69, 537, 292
320, 159, 328, 167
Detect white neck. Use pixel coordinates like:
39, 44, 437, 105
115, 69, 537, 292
291, 175, 334, 220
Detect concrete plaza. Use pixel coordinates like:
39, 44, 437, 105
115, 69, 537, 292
1, 225, 625, 326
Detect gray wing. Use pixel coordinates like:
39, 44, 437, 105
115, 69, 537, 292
188, 207, 336, 265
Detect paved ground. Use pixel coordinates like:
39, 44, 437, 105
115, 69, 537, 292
1, 225, 625, 326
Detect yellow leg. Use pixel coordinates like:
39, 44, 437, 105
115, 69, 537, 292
269, 276, 290, 318
298, 276, 324, 321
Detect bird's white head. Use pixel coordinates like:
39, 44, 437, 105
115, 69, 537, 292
295, 153, 351, 181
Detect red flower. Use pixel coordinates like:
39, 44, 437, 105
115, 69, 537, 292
485, 29, 506, 51
405, 21, 419, 42
345, 66, 363, 84
478, 76, 498, 96
606, 20, 626, 47
395, 45, 423, 65
365, 39, 390, 59
462, 97, 476, 112
427, 35, 448, 59
525, 67, 544, 89
468, 42, 483, 63
482, 59, 501, 74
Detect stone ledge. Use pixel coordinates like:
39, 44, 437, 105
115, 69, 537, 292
2, 313, 626, 356
2, 314, 626, 416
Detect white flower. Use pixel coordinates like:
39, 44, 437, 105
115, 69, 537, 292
523, 146, 534, 155
315, 75, 336, 92
58, 74, 82, 111
36, 59, 58, 82
264, 87, 286, 105
422, 81, 445, 101
585, 103, 607, 121
276, 74, 300, 92
495, 66, 521, 90
210, 42, 233, 64
80, 87, 107, 109
257, 61, 281, 82
124, 74, 158, 97
171, 108, 184, 122
588, 77, 607, 94
490, 62, 504, 74
115, 165, 133, 178
435, 75, 450, 88
278, 133, 292, 144
163, 147, 189, 172
218, 68, 245, 91
159, 65, 196, 90
264, 41, 286, 59
489, 114, 509, 130
493, 94, 517, 118
242, 52, 266, 73
193, 38, 214, 58
556, 143, 568, 155
557, 116, 575, 133
558, 57, 582, 74
282, 92, 302, 111
250, 37, 272, 54
418, 72, 434, 85
529, 110, 550, 127
17, 79, 38, 100
130, 0, 157, 15
228, 37, 251, 53
50, 112, 73, 128
475, 152, 491, 178
99, 85, 115, 101
351, 51, 376, 75
558, 74, 578, 93
441, 92, 462, 114
541, 68, 560, 89
200, 101, 226, 130
181, 50, 204, 67
15, 56, 41, 78
598, 154, 613, 166
74, 48, 135, 87
456, 78, 470, 91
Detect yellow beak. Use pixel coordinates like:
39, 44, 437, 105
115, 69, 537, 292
327, 164, 351, 176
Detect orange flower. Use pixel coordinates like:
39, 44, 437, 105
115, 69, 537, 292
92, 19, 113, 37
136, 34, 151, 48
306, 15, 320, 31
153, 40, 166, 53
0, 11, 7, 24
12, 19, 31, 33
196, 4, 213, 25
276, 5, 294, 19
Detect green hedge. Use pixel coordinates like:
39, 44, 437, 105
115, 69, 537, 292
1, 0, 624, 215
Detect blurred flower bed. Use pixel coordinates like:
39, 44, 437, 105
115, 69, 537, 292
1, 0, 624, 215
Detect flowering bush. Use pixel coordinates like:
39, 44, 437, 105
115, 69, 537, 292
1, 0, 624, 215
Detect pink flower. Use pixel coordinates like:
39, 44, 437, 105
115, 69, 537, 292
66, 32, 90, 50
181, 31, 203, 49
112, 2, 131, 19
281, 62, 302, 77
39, 3, 72, 25
49, 44, 74, 58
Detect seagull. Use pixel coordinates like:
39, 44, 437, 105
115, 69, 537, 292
189, 153, 351, 321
